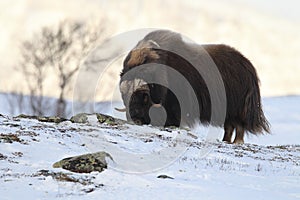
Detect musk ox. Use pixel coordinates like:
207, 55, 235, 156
116, 30, 270, 144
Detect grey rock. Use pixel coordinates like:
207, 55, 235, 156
53, 151, 113, 173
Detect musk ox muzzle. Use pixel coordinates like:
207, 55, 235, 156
116, 79, 163, 125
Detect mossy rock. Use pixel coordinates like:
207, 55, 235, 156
96, 113, 126, 125
70, 113, 89, 123
14, 114, 37, 120
53, 151, 113, 173
96, 113, 115, 124
15, 114, 67, 123
15, 114, 32, 118
37, 116, 67, 123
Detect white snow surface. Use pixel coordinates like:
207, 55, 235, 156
0, 95, 299, 199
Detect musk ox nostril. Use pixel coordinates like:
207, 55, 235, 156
133, 119, 142, 125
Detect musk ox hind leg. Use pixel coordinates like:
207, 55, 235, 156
233, 125, 245, 144
222, 124, 234, 143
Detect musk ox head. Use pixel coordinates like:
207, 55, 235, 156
116, 30, 186, 126
116, 39, 166, 125
117, 79, 163, 125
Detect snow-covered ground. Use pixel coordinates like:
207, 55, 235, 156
1, 92, 299, 145
0, 95, 299, 199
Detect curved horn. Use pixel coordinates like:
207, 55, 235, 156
148, 40, 160, 48
114, 107, 126, 112
152, 103, 162, 108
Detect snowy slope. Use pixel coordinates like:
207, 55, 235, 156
0, 94, 299, 200
1, 93, 299, 145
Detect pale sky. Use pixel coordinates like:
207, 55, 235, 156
0, 0, 299, 99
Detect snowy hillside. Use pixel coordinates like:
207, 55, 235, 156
1, 93, 299, 145
0, 96, 299, 199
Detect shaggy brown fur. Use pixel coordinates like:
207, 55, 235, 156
119, 30, 270, 144
126, 48, 160, 68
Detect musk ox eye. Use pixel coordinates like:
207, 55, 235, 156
142, 57, 148, 64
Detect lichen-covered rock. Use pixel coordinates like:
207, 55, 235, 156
37, 116, 67, 123
70, 113, 89, 123
96, 113, 115, 124
52, 151, 113, 173
14, 114, 37, 119
96, 113, 126, 125
14, 114, 67, 123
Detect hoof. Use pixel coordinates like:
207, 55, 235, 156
233, 139, 244, 144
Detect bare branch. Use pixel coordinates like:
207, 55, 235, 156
17, 19, 108, 117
